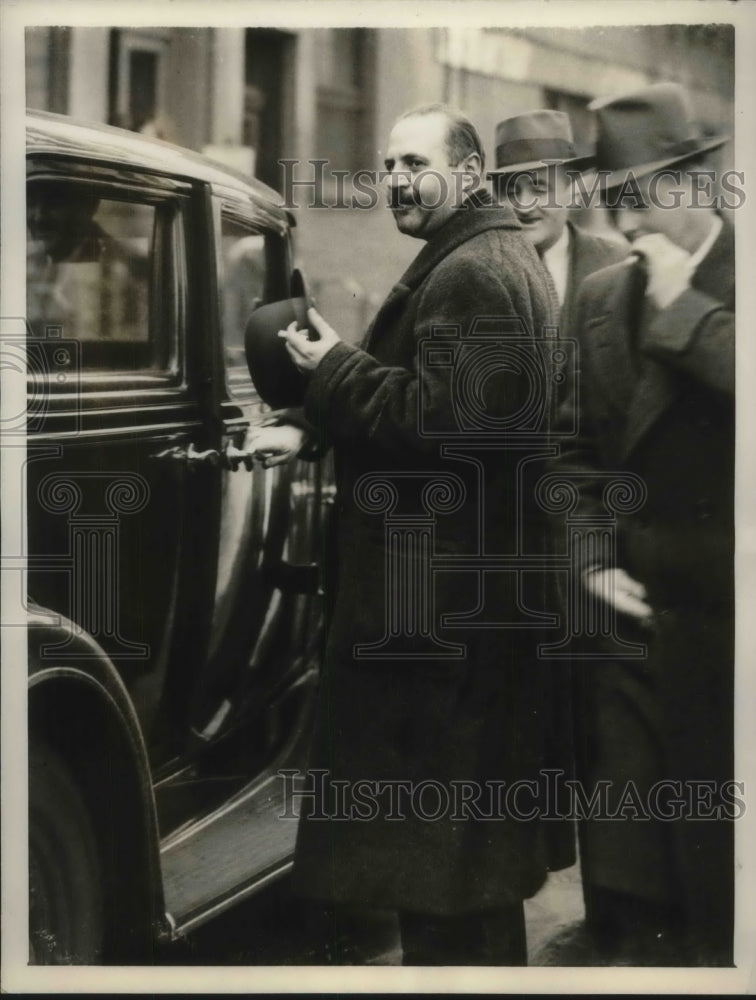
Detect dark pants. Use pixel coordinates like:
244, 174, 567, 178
399, 904, 527, 966
303, 902, 527, 965
585, 885, 731, 967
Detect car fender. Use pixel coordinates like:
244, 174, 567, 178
28, 604, 170, 955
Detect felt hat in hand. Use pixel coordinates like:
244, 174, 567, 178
589, 81, 728, 191
244, 268, 312, 409
487, 109, 594, 176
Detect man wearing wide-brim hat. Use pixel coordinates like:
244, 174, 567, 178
488, 109, 628, 338
550, 81, 734, 965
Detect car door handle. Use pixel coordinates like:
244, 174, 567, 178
150, 442, 222, 467
222, 443, 255, 472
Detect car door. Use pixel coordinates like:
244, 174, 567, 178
184, 198, 325, 744
25, 159, 222, 768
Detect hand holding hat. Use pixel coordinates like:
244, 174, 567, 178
279, 307, 341, 371
244, 269, 339, 407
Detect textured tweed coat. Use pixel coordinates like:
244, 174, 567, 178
551, 217, 735, 957
291, 193, 576, 915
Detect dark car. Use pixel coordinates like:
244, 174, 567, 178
24, 110, 330, 963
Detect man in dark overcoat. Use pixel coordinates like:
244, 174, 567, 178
550, 83, 735, 965
488, 109, 629, 339
258, 104, 575, 964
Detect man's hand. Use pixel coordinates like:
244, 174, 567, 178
278, 307, 341, 371
582, 567, 654, 624
246, 423, 306, 468
632, 232, 692, 310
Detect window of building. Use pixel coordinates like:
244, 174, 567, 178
109, 29, 170, 133
315, 29, 374, 174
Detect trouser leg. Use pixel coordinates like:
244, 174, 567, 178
585, 885, 687, 965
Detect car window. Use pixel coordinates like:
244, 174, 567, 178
219, 214, 288, 399
27, 178, 178, 375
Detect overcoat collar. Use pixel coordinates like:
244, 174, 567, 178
687, 212, 734, 300
364, 191, 522, 352
562, 223, 596, 334
590, 214, 733, 459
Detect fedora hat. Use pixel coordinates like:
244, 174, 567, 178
487, 109, 594, 176
590, 82, 728, 190
244, 268, 313, 409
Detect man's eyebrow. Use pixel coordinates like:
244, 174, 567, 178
384, 153, 429, 169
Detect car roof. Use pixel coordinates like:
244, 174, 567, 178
26, 109, 294, 228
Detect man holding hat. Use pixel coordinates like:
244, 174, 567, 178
249, 103, 575, 965
488, 109, 628, 336
551, 82, 734, 965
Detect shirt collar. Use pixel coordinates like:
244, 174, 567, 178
542, 224, 570, 272
688, 214, 723, 274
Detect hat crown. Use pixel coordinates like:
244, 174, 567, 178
495, 109, 575, 149
491, 109, 587, 174
592, 82, 712, 175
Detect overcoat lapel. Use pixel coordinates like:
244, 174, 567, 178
562, 224, 609, 338
583, 259, 643, 419
364, 193, 522, 353
621, 216, 734, 459
362, 282, 412, 352
621, 351, 681, 460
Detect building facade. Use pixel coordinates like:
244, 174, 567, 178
26, 23, 735, 341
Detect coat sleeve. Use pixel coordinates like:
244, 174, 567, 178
303, 252, 541, 457
640, 287, 734, 396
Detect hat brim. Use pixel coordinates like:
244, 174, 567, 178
488, 154, 595, 177
601, 134, 729, 191
245, 296, 309, 409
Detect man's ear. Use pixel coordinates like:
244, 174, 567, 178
459, 153, 482, 190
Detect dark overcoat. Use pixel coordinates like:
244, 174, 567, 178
560, 222, 629, 339
292, 193, 576, 915
551, 217, 735, 954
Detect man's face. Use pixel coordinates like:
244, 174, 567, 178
493, 165, 570, 254
384, 113, 466, 241
613, 172, 690, 249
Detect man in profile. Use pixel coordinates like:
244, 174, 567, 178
253, 103, 574, 964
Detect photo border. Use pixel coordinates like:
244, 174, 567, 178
2, 0, 754, 993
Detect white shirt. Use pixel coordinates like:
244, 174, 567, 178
542, 225, 571, 306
